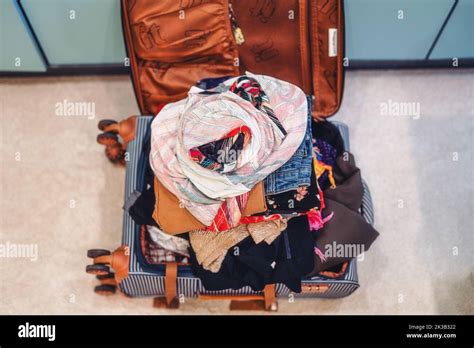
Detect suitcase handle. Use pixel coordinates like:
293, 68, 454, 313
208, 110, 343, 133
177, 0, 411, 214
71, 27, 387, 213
153, 262, 278, 311
199, 284, 278, 311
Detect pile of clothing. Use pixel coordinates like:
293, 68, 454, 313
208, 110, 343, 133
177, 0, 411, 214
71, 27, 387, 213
128, 73, 379, 293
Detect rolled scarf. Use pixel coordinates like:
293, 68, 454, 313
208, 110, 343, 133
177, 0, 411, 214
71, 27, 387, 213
150, 73, 307, 228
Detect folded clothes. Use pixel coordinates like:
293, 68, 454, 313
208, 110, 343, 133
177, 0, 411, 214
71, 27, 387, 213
312, 120, 345, 157
146, 225, 190, 257
127, 119, 268, 235
311, 198, 379, 274
313, 140, 338, 190
189, 216, 314, 292
152, 177, 206, 233
153, 177, 267, 235
264, 158, 321, 215
128, 187, 157, 227
144, 244, 189, 264
312, 120, 345, 190
189, 219, 287, 273
127, 133, 159, 227
141, 226, 189, 265
264, 97, 313, 195
150, 73, 308, 230
325, 153, 364, 211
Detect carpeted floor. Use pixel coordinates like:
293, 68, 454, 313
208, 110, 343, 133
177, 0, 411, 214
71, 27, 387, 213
0, 69, 472, 315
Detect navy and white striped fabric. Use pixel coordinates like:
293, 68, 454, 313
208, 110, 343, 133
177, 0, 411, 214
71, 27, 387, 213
361, 180, 375, 225
119, 117, 374, 299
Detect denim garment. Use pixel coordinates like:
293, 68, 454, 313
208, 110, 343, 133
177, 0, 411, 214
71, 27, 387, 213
264, 96, 313, 195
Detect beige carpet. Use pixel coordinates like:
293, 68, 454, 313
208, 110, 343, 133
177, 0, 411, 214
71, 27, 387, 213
0, 70, 473, 315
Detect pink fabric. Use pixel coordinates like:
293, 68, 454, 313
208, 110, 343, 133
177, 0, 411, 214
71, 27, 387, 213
308, 209, 334, 232
314, 247, 327, 263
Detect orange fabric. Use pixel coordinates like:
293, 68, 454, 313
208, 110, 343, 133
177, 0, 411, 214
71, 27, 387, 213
318, 261, 348, 278
153, 177, 267, 235
241, 180, 267, 216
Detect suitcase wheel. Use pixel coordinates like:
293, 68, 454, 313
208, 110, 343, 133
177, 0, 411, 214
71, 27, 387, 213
87, 249, 111, 259
86, 264, 110, 275
94, 284, 117, 296
104, 144, 126, 165
97, 132, 120, 147
96, 272, 115, 280
98, 119, 118, 132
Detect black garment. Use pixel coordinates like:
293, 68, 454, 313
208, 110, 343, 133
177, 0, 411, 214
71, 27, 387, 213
311, 199, 379, 274
127, 131, 158, 227
312, 120, 345, 156
127, 184, 156, 226
325, 153, 364, 211
308, 152, 379, 275
264, 164, 321, 214
190, 216, 314, 293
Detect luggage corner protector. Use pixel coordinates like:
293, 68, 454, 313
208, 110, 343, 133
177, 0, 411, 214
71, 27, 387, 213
118, 115, 138, 148
111, 245, 130, 283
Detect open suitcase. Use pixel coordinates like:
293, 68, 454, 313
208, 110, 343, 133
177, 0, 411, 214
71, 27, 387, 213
86, 0, 376, 311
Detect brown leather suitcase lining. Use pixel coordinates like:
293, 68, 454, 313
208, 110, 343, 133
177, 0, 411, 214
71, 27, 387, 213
310, 0, 344, 119
123, 0, 239, 115
231, 0, 311, 93
122, 0, 344, 119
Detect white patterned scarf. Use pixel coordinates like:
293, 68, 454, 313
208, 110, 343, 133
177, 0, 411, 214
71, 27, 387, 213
150, 73, 308, 226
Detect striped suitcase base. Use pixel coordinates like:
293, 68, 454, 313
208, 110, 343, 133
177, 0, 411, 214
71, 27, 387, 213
118, 117, 375, 299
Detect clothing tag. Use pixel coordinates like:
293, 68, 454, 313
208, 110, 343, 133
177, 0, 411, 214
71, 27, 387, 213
328, 28, 338, 57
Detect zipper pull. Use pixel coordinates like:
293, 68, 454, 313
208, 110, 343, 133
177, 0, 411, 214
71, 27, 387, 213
233, 27, 245, 46
229, 3, 245, 45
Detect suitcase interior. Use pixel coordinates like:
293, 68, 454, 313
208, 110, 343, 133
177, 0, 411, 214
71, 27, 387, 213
118, 117, 375, 298
121, 0, 344, 119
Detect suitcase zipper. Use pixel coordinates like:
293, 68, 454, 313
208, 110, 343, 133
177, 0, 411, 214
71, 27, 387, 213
229, 2, 245, 45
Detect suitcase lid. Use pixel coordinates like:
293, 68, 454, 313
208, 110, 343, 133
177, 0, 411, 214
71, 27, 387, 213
121, 0, 344, 120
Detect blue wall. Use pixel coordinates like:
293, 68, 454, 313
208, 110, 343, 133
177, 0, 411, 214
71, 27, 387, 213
1, 0, 473, 72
